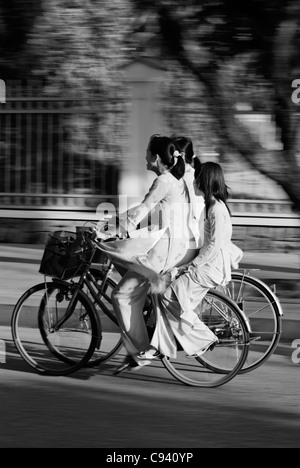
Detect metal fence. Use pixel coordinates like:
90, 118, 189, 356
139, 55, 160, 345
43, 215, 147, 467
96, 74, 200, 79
0, 80, 119, 208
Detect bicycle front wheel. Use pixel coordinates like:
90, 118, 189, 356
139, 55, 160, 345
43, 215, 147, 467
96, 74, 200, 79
12, 281, 99, 376
162, 290, 250, 388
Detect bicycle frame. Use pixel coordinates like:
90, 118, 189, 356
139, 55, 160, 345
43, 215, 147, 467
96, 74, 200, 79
83, 267, 119, 325
49, 265, 117, 332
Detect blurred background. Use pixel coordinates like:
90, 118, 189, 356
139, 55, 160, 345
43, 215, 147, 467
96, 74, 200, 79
0, 0, 299, 304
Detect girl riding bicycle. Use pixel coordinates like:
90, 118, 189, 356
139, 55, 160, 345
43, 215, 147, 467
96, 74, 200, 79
140, 162, 244, 361
98, 136, 198, 372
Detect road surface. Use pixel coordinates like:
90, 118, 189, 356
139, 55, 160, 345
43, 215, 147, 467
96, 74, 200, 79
0, 246, 299, 448
0, 326, 299, 448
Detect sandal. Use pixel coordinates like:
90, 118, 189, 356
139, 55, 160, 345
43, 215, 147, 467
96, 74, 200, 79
114, 355, 153, 375
137, 349, 162, 361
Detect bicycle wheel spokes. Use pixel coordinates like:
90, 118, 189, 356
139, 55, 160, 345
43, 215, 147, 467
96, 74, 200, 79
162, 291, 249, 388
225, 274, 282, 373
12, 282, 98, 375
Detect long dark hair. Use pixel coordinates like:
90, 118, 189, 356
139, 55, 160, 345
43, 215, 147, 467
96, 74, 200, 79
194, 162, 231, 217
171, 136, 201, 171
148, 136, 185, 180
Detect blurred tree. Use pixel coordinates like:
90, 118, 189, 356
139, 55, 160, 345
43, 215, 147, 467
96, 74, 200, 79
0, 0, 137, 195
0, 0, 42, 77
1, 0, 300, 205
28, 0, 135, 166
129, 0, 300, 210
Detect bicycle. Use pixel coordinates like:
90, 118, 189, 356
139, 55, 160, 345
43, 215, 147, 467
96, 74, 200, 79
12, 227, 251, 388
54, 230, 284, 375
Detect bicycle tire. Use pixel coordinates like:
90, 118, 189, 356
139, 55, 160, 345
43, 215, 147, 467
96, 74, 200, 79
12, 281, 99, 376
226, 273, 283, 374
162, 290, 250, 388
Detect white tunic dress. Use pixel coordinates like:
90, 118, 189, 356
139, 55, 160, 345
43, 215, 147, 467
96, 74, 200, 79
151, 199, 244, 358
98, 171, 198, 281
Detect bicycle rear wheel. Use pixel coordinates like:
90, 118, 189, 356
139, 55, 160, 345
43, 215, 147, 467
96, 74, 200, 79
224, 273, 283, 374
162, 290, 250, 388
12, 281, 99, 376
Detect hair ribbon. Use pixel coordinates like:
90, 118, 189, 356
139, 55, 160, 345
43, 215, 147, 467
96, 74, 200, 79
173, 150, 180, 166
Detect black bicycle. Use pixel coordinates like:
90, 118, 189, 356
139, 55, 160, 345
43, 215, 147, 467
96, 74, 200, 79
12, 227, 251, 387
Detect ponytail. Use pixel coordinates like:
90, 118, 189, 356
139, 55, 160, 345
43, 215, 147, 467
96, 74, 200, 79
193, 155, 202, 172
171, 155, 185, 180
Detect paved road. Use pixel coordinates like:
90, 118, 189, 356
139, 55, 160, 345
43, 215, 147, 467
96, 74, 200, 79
0, 326, 300, 448
0, 246, 299, 448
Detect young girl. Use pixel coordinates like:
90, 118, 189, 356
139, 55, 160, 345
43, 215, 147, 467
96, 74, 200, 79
140, 162, 243, 360
98, 136, 198, 372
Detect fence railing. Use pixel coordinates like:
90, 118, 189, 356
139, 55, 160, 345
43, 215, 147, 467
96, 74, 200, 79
0, 81, 120, 202
0, 204, 299, 253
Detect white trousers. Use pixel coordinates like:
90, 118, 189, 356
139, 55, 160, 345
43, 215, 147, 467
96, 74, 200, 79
111, 271, 150, 358
151, 269, 219, 358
